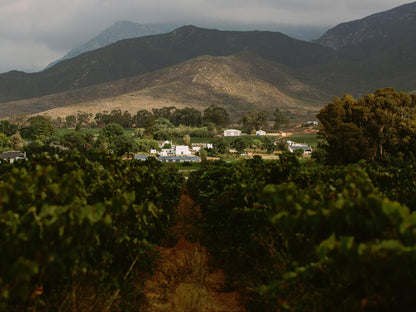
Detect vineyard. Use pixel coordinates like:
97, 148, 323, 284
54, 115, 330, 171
1, 150, 416, 311
0, 152, 184, 311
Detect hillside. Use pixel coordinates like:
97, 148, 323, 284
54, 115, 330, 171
0, 26, 335, 104
315, 2, 416, 51
0, 53, 329, 121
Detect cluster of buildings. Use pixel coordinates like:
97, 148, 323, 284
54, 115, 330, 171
223, 129, 266, 136
286, 140, 313, 155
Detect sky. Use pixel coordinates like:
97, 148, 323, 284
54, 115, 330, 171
0, 0, 412, 73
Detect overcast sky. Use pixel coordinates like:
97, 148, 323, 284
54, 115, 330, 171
0, 0, 412, 73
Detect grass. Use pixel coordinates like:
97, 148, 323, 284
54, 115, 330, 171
286, 132, 319, 148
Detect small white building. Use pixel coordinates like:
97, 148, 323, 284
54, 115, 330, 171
224, 129, 242, 137
175, 145, 192, 156
256, 130, 266, 136
0, 151, 27, 163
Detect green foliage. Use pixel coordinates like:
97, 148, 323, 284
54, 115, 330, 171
188, 156, 416, 311
203, 105, 230, 128
99, 122, 124, 138
0, 152, 184, 310
111, 134, 138, 156
262, 167, 416, 311
61, 132, 95, 152
240, 110, 269, 133
136, 139, 159, 152
20, 116, 55, 142
317, 88, 416, 164
273, 108, 289, 130
0, 120, 18, 136
171, 107, 202, 127
0, 133, 11, 152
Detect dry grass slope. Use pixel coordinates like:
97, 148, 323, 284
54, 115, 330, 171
0, 53, 330, 122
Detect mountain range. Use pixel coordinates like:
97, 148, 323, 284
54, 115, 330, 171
0, 2, 415, 120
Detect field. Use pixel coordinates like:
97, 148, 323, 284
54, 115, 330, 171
287, 132, 318, 147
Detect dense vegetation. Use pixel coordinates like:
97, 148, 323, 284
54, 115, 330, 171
188, 154, 416, 311
1, 88, 416, 311
0, 152, 183, 311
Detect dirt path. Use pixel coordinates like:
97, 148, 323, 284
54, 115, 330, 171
142, 189, 246, 312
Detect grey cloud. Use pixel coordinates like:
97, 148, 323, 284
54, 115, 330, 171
0, 0, 412, 72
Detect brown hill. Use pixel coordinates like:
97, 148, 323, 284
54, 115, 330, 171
0, 53, 329, 121
0, 26, 334, 104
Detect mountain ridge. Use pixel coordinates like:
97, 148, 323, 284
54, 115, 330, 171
315, 1, 416, 50
0, 53, 328, 121
0, 26, 334, 103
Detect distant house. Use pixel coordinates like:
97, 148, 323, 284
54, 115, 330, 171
224, 129, 241, 137
0, 151, 27, 163
256, 130, 266, 136
134, 155, 151, 161
175, 145, 192, 156
307, 121, 319, 126
157, 156, 201, 163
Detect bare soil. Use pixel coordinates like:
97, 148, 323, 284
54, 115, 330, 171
142, 190, 246, 312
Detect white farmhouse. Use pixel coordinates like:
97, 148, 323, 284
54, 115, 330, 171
224, 129, 242, 137
175, 145, 192, 156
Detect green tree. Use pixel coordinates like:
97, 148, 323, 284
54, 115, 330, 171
172, 107, 202, 127
240, 110, 269, 132
9, 133, 24, 150
203, 105, 230, 128
183, 134, 191, 145
152, 106, 176, 120
0, 120, 18, 136
273, 108, 289, 130
133, 110, 152, 128
61, 132, 95, 152
65, 115, 77, 128
0, 133, 11, 152
317, 88, 416, 164
211, 137, 230, 154
20, 116, 55, 142
100, 123, 124, 139
111, 135, 138, 157
231, 137, 249, 154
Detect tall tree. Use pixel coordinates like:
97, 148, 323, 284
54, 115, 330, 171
273, 108, 289, 130
20, 116, 55, 141
171, 108, 202, 127
240, 110, 269, 133
317, 88, 416, 164
203, 105, 230, 128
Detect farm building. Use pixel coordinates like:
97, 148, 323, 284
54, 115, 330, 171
224, 129, 242, 137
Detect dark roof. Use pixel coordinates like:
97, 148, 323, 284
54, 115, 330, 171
134, 155, 150, 160
291, 145, 312, 151
158, 156, 201, 162
0, 151, 25, 159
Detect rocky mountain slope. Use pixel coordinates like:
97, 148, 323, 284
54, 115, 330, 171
315, 1, 416, 50
0, 53, 327, 121
0, 26, 334, 104
1, 3, 415, 120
